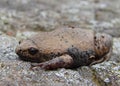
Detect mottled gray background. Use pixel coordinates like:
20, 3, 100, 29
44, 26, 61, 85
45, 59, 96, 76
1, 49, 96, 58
0, 0, 120, 86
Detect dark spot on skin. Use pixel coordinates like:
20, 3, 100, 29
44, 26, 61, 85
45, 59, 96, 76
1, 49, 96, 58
50, 52, 54, 56
50, 52, 53, 54
97, 46, 100, 49
71, 26, 75, 28
61, 36, 64, 38
101, 35, 104, 38
50, 52, 56, 57
60, 39, 62, 41
19, 49, 22, 52
19, 41, 21, 44
95, 43, 97, 46
94, 36, 96, 40
65, 40, 68, 43
57, 52, 60, 55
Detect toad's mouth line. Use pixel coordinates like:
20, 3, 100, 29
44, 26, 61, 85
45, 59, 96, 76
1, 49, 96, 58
18, 55, 41, 63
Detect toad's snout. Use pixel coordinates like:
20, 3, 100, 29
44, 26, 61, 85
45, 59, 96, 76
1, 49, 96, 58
15, 46, 21, 55
15, 46, 25, 59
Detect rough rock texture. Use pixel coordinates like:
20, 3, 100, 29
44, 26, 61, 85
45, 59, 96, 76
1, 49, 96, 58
0, 0, 120, 86
0, 0, 120, 37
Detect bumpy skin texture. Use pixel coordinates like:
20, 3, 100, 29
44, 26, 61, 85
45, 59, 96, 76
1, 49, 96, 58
16, 27, 113, 70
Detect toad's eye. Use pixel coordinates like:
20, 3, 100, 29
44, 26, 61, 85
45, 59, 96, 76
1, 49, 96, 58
28, 47, 38, 55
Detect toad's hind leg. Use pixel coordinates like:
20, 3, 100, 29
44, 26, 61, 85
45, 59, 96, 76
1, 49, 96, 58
90, 47, 112, 65
32, 55, 73, 70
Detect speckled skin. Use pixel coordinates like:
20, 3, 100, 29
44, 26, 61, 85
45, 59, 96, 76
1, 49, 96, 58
16, 27, 113, 70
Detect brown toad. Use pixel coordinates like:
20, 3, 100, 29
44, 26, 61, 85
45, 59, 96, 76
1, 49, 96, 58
15, 27, 113, 70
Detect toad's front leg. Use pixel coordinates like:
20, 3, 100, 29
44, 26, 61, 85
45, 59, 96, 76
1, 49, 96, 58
31, 54, 73, 70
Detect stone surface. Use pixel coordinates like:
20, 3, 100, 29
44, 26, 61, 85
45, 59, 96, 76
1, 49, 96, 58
0, 35, 18, 61
92, 61, 120, 86
0, 0, 120, 86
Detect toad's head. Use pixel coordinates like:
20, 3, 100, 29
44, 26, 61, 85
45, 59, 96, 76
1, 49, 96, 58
15, 39, 40, 62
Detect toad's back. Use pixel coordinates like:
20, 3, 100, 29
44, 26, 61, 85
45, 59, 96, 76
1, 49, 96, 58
29, 27, 95, 54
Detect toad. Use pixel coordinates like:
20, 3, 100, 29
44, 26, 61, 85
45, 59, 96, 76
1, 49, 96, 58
15, 27, 113, 70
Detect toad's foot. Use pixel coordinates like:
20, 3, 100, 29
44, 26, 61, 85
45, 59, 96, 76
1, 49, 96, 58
90, 47, 112, 65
